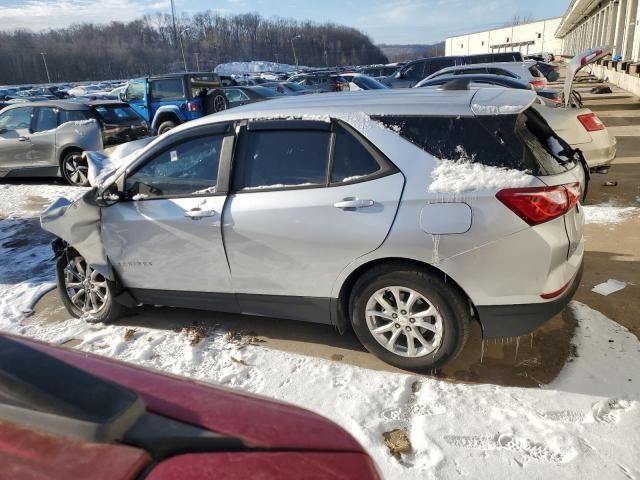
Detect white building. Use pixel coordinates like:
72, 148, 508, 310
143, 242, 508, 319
557, 0, 640, 96
445, 18, 564, 57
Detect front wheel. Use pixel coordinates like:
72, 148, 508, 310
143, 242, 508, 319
56, 249, 124, 323
157, 120, 177, 135
350, 267, 470, 371
61, 150, 89, 186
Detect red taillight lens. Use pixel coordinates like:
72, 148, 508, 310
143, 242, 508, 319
188, 101, 199, 112
577, 113, 605, 132
496, 183, 581, 226
530, 79, 545, 89
541, 281, 570, 299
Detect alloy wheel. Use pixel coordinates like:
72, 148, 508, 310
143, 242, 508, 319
63, 153, 88, 186
213, 95, 227, 112
64, 256, 109, 314
365, 286, 443, 358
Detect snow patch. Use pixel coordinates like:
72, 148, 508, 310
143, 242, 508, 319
582, 203, 638, 225
214, 61, 299, 75
471, 104, 525, 115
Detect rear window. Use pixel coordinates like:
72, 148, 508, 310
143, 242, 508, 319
353, 76, 386, 90
93, 105, 141, 124
373, 110, 575, 176
528, 65, 544, 78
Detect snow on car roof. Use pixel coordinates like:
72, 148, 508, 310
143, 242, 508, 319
188, 87, 537, 128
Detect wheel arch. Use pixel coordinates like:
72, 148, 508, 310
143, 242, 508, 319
151, 108, 183, 131
332, 257, 476, 334
58, 145, 84, 176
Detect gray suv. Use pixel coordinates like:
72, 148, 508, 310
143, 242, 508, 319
0, 101, 103, 185
42, 88, 585, 371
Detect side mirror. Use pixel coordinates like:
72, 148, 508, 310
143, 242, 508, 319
119, 91, 126, 101
95, 184, 122, 207
395, 71, 403, 79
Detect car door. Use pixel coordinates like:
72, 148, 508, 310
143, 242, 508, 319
101, 124, 236, 309
0, 106, 34, 169
148, 78, 186, 117
223, 120, 404, 318
124, 79, 149, 121
30, 106, 59, 166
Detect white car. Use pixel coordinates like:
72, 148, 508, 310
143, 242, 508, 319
339, 73, 388, 91
535, 46, 616, 173
423, 61, 548, 90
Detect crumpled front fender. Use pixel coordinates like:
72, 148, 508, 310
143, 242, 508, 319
40, 190, 113, 280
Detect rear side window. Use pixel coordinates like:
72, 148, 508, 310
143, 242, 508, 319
331, 125, 382, 183
234, 130, 330, 190
374, 112, 575, 176
150, 79, 184, 101
33, 107, 58, 133
0, 107, 33, 131
528, 65, 544, 78
424, 59, 457, 77
488, 68, 516, 78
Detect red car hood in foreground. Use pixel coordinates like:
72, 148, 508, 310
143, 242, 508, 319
2, 334, 379, 480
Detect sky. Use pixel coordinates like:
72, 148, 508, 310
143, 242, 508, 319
0, 0, 568, 44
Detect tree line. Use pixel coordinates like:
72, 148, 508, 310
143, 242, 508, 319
0, 12, 389, 85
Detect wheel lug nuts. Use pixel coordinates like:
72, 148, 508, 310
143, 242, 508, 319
410, 318, 415, 323
392, 313, 398, 319
405, 326, 411, 332
395, 323, 400, 329
401, 310, 407, 315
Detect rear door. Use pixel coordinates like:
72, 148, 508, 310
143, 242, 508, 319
101, 125, 235, 303
223, 120, 404, 307
30, 106, 59, 165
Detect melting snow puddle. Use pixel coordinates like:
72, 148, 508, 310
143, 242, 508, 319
0, 183, 639, 479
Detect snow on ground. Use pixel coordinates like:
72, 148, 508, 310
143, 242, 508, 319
582, 202, 639, 225
1, 182, 640, 479
214, 61, 298, 75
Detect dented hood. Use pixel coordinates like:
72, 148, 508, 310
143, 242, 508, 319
85, 136, 155, 188
564, 46, 612, 107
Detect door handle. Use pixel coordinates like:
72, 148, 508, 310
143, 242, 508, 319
184, 208, 217, 219
333, 198, 374, 209
17, 136, 30, 142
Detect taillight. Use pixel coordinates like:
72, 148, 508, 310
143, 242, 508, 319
188, 101, 199, 112
530, 79, 545, 89
577, 113, 605, 132
496, 183, 581, 226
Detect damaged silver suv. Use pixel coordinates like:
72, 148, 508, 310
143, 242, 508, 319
42, 87, 585, 371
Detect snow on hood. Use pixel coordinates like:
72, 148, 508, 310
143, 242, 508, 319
564, 46, 611, 107
85, 136, 155, 187
429, 147, 535, 194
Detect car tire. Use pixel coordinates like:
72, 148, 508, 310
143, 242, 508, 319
157, 120, 177, 135
349, 266, 470, 371
61, 150, 89, 186
56, 249, 125, 324
205, 89, 229, 114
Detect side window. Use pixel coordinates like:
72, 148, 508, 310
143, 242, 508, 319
149, 79, 185, 101
234, 129, 330, 191
33, 107, 59, 133
331, 125, 383, 183
125, 81, 145, 102
403, 62, 425, 80
490, 68, 516, 78
59, 110, 91, 125
225, 89, 248, 102
125, 135, 223, 198
0, 107, 33, 131
455, 67, 488, 75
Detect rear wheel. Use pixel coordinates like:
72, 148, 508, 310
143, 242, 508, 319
56, 249, 124, 324
61, 150, 89, 186
157, 120, 177, 135
350, 266, 470, 371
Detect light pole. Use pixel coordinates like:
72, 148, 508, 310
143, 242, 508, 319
40, 52, 51, 84
194, 52, 200, 71
179, 27, 191, 72
291, 34, 302, 70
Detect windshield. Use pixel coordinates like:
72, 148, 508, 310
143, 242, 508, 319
93, 104, 142, 124
284, 82, 305, 91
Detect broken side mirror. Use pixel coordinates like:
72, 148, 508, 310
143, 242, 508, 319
94, 183, 122, 207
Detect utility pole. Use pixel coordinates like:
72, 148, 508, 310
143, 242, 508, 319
195, 52, 200, 71
291, 34, 302, 70
170, 0, 178, 44
40, 52, 51, 84
179, 27, 191, 72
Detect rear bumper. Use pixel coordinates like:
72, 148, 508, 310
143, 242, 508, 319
476, 260, 583, 338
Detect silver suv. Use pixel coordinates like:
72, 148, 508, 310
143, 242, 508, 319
42, 88, 585, 371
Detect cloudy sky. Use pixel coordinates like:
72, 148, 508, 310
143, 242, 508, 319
0, 0, 568, 43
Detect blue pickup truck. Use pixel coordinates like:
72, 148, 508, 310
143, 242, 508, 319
121, 73, 229, 135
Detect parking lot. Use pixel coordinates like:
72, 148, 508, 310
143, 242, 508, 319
1, 64, 639, 478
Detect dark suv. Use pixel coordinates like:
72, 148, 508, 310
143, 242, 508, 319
122, 73, 229, 135
287, 72, 349, 92
382, 52, 525, 88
